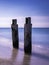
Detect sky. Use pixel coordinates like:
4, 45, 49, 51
0, 0, 49, 28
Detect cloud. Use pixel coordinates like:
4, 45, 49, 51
31, 16, 49, 27
0, 16, 49, 28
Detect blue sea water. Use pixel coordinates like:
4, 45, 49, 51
0, 28, 49, 48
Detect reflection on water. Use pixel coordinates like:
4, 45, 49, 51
0, 45, 49, 65
11, 48, 18, 63
22, 54, 31, 65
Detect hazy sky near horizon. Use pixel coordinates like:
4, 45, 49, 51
0, 0, 49, 27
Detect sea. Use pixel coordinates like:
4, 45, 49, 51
0, 28, 49, 48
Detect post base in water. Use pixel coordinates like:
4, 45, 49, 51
13, 41, 19, 49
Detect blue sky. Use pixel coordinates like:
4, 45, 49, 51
0, 0, 49, 27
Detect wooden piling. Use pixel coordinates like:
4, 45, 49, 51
11, 19, 19, 49
24, 17, 32, 54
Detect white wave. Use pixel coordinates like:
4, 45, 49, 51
0, 37, 12, 48
0, 36, 49, 56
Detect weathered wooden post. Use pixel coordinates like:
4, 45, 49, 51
24, 17, 32, 54
11, 19, 19, 49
